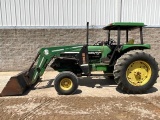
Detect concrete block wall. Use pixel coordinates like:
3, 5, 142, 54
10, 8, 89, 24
0, 28, 159, 71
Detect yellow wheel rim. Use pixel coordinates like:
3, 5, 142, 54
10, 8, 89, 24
126, 60, 151, 86
60, 78, 73, 90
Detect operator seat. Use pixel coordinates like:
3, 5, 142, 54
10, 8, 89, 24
126, 39, 134, 44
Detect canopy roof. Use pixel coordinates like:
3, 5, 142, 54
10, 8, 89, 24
103, 22, 145, 30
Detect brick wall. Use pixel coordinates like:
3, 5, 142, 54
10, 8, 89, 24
0, 28, 159, 71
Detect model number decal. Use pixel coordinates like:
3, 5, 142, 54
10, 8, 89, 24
88, 52, 101, 55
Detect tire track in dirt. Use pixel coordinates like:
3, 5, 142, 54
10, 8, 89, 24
1, 99, 12, 120
0, 99, 5, 119
139, 96, 160, 116
121, 96, 160, 120
1, 98, 27, 120
1, 96, 160, 120
19, 98, 53, 120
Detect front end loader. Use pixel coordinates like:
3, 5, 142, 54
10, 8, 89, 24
1, 45, 84, 96
1, 22, 159, 96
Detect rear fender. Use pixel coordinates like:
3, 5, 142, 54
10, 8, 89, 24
109, 44, 151, 66
121, 44, 151, 51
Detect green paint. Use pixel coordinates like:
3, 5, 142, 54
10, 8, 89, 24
29, 21, 153, 85
31, 45, 83, 84
31, 45, 112, 84
92, 63, 107, 71
70, 45, 111, 55
88, 46, 111, 58
121, 44, 151, 51
103, 22, 145, 30
110, 22, 144, 26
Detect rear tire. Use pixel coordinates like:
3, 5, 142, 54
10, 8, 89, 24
113, 50, 159, 94
54, 71, 78, 95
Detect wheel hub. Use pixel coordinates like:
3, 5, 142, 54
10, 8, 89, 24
134, 70, 141, 76
60, 78, 73, 90
126, 61, 151, 86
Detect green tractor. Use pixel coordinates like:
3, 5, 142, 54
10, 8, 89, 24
1, 22, 159, 96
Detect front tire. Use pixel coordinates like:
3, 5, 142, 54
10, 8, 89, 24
113, 50, 159, 94
54, 71, 78, 95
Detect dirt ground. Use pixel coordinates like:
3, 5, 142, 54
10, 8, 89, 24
0, 71, 160, 120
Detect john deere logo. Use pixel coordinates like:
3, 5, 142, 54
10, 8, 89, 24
44, 49, 49, 55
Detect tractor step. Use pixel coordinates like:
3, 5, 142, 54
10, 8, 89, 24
103, 61, 110, 64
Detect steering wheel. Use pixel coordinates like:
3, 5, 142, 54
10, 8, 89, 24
107, 39, 116, 45
93, 41, 103, 46
93, 39, 116, 46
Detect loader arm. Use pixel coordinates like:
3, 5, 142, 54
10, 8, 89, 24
30, 45, 83, 84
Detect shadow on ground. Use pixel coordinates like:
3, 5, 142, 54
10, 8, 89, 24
116, 86, 158, 94
78, 77, 117, 88
23, 77, 158, 96
23, 77, 116, 96
36, 77, 117, 89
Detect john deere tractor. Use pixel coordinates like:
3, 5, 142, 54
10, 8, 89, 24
1, 22, 158, 96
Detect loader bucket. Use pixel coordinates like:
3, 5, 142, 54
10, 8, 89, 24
1, 68, 35, 96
